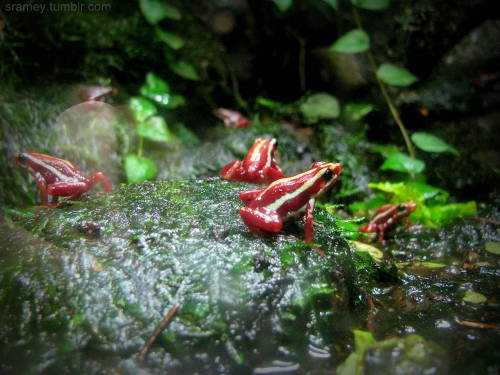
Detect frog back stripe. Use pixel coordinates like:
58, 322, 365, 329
265, 168, 329, 211
23, 153, 75, 181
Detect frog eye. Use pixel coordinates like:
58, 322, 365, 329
322, 168, 334, 181
397, 204, 406, 211
16, 153, 28, 164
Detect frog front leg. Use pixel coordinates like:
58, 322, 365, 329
304, 198, 316, 243
239, 188, 265, 206
34, 172, 50, 207
239, 206, 283, 235
88, 172, 113, 192
220, 161, 244, 180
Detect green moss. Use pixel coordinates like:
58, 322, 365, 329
1, 179, 358, 373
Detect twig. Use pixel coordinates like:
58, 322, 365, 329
351, 7, 416, 159
458, 320, 497, 329
470, 216, 500, 227
138, 303, 180, 362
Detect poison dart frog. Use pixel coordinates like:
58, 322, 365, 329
239, 161, 342, 242
220, 138, 285, 184
213, 108, 250, 128
360, 201, 417, 243
13, 152, 113, 208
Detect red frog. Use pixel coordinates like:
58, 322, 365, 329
360, 201, 417, 243
213, 108, 251, 128
239, 162, 342, 242
220, 138, 285, 184
13, 152, 113, 208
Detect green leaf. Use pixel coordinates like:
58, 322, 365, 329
406, 182, 449, 205
125, 154, 157, 183
145, 72, 170, 93
343, 102, 373, 121
139, 0, 181, 24
463, 290, 487, 304
270, 0, 293, 12
330, 29, 370, 53
165, 93, 186, 108
396, 261, 447, 269
156, 28, 185, 50
256, 97, 282, 110
380, 152, 425, 174
299, 93, 340, 123
485, 242, 500, 255
351, 0, 390, 10
139, 72, 171, 106
353, 330, 376, 352
376, 64, 418, 87
350, 241, 383, 262
428, 202, 477, 223
169, 59, 199, 80
129, 97, 157, 122
137, 116, 172, 143
411, 132, 460, 156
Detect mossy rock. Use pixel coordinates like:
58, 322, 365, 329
0, 179, 377, 374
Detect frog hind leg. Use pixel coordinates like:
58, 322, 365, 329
220, 161, 245, 181
240, 206, 283, 235
47, 181, 88, 205
262, 166, 285, 184
88, 172, 113, 192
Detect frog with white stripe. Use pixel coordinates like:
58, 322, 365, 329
239, 161, 342, 242
13, 151, 113, 208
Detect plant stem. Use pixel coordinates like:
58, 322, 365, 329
138, 303, 180, 362
351, 7, 416, 159
137, 136, 144, 158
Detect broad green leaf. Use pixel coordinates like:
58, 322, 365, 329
428, 202, 477, 223
330, 29, 370, 53
270, 0, 293, 12
137, 116, 172, 143
396, 261, 447, 269
139, 0, 181, 24
145, 72, 170, 93
406, 182, 449, 205
169, 59, 199, 80
351, 0, 390, 10
140, 73, 171, 106
165, 93, 186, 108
353, 330, 375, 352
344, 102, 373, 121
299, 93, 340, 123
380, 152, 425, 174
411, 132, 460, 156
485, 242, 500, 255
256, 97, 282, 110
125, 154, 157, 183
349, 192, 387, 216
140, 87, 170, 106
463, 290, 487, 304
156, 28, 185, 50
376, 63, 418, 87
129, 97, 157, 122
350, 241, 383, 262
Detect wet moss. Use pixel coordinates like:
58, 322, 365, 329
1, 179, 357, 374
